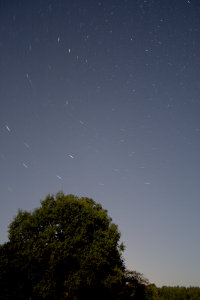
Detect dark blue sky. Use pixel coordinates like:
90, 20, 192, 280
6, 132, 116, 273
1, 0, 200, 286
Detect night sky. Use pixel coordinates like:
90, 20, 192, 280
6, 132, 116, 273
1, 0, 200, 287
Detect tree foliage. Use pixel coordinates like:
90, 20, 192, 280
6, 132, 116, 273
0, 193, 126, 299
157, 286, 200, 300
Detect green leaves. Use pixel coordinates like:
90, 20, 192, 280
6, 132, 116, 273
1, 193, 125, 299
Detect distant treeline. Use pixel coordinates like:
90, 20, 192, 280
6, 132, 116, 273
158, 286, 200, 300
146, 284, 200, 300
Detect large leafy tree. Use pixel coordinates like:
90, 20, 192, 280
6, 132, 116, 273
0, 193, 126, 299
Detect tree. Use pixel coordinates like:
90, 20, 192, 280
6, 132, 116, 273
145, 284, 159, 300
0, 193, 125, 299
120, 270, 149, 300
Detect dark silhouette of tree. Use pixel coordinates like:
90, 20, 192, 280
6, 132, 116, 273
0, 192, 161, 299
0, 192, 126, 299
119, 270, 149, 299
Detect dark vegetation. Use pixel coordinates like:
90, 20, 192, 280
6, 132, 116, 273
0, 192, 199, 299
156, 286, 200, 299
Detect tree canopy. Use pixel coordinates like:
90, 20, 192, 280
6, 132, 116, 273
3, 192, 197, 299
0, 193, 126, 299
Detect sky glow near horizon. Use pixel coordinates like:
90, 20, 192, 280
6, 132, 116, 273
1, 0, 200, 287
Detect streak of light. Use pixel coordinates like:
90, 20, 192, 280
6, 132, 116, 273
5, 125, 11, 132
24, 142, 30, 148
